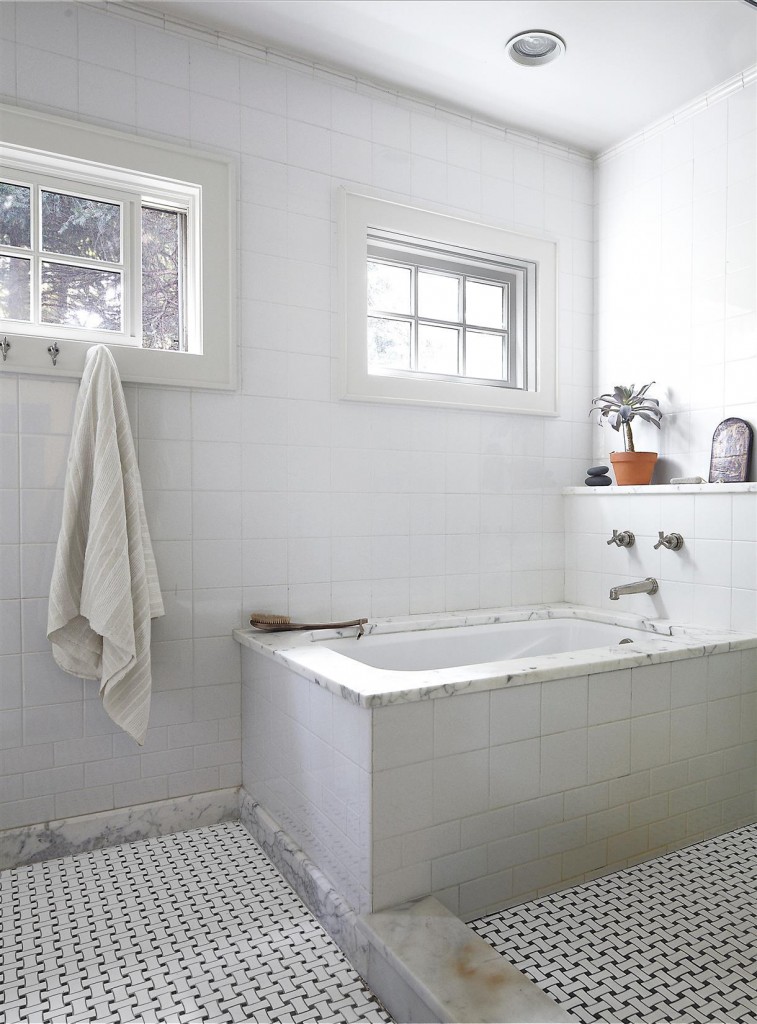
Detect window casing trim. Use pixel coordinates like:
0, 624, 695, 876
0, 103, 235, 389
339, 188, 557, 415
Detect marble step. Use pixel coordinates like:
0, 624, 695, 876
357, 895, 576, 1023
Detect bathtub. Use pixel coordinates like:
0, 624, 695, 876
234, 604, 757, 920
236, 604, 750, 707
320, 616, 677, 671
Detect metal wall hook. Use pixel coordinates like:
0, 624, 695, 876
1, 337, 9, 362
47, 342, 60, 367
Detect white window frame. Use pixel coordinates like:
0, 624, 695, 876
0, 103, 235, 389
339, 189, 558, 415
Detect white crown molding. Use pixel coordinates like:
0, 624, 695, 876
597, 65, 757, 164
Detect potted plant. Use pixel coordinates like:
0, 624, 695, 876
590, 383, 663, 485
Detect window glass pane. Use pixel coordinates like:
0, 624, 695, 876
41, 261, 121, 331
142, 206, 184, 351
367, 261, 411, 315
466, 280, 505, 329
0, 183, 31, 248
418, 271, 459, 322
418, 323, 459, 375
466, 331, 505, 380
368, 316, 411, 371
41, 191, 120, 263
0, 255, 31, 320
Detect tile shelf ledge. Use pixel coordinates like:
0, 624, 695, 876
564, 482, 757, 495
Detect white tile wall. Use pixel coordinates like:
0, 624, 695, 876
594, 82, 756, 480
564, 489, 757, 629
241, 649, 372, 912
373, 648, 757, 919
1, 2, 592, 831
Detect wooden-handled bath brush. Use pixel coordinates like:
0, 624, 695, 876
250, 613, 368, 636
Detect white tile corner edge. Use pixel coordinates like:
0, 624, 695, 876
0, 787, 241, 871
358, 895, 576, 1024
238, 789, 370, 978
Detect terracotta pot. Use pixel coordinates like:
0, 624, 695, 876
610, 451, 658, 486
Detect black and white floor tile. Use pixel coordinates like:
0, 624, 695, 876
1, 821, 392, 1024
471, 822, 757, 1023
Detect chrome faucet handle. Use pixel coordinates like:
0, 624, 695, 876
654, 531, 684, 551
607, 529, 635, 548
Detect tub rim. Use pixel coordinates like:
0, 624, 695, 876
233, 602, 757, 707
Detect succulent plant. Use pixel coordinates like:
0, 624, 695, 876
590, 383, 662, 452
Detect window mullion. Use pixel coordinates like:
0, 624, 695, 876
177, 208, 187, 350
125, 198, 140, 344
411, 265, 418, 371
39, 253, 124, 273
461, 273, 467, 376
30, 183, 38, 324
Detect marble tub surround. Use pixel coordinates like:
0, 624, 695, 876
240, 605, 757, 921
234, 603, 757, 707
0, 786, 240, 871
359, 895, 575, 1024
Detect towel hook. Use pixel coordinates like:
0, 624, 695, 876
47, 342, 60, 367
1, 337, 9, 362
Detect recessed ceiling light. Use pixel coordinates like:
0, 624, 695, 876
506, 30, 566, 66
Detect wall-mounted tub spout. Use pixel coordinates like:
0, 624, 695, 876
609, 578, 658, 600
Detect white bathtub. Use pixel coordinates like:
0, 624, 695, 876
235, 604, 753, 707
320, 617, 676, 671
235, 603, 757, 919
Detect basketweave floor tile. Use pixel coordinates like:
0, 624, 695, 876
471, 821, 757, 1023
0, 821, 392, 1024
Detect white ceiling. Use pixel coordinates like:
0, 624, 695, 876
142, 0, 757, 153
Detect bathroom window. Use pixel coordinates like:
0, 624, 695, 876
340, 190, 557, 414
0, 103, 235, 389
1, 176, 188, 349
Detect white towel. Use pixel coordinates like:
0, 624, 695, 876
47, 345, 164, 745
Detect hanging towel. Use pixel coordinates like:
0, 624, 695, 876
47, 345, 164, 745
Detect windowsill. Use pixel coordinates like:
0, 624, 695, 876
563, 482, 757, 495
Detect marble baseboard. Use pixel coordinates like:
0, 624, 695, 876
238, 789, 369, 977
359, 895, 576, 1024
0, 788, 241, 871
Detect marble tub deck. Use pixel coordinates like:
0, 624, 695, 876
234, 602, 757, 707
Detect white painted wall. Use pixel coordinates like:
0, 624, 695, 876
0, 2, 591, 831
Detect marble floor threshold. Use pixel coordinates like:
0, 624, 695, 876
471, 822, 757, 1023
1, 821, 392, 1024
